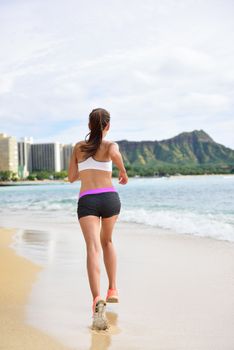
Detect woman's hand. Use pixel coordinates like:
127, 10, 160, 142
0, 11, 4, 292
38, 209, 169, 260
109, 142, 128, 185
118, 170, 128, 185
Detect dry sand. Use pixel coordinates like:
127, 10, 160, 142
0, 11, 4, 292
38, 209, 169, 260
0, 227, 71, 350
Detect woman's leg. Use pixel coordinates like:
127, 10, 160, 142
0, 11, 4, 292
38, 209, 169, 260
79, 215, 102, 299
100, 214, 119, 290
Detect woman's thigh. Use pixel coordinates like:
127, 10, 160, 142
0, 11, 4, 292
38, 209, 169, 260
79, 215, 101, 250
100, 214, 119, 245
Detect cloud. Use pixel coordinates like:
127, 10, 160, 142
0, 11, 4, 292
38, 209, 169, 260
0, 0, 233, 149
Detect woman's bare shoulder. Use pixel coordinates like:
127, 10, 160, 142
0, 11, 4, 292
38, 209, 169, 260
74, 140, 85, 148
73, 141, 86, 157
105, 140, 118, 147
106, 141, 119, 155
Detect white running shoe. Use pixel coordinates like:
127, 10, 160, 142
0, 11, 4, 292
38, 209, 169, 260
92, 299, 109, 330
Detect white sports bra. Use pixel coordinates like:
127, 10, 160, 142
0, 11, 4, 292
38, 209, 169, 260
78, 156, 112, 172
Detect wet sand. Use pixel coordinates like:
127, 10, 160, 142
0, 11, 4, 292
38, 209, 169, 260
1, 223, 234, 350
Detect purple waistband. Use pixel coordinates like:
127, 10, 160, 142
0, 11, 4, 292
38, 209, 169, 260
79, 186, 117, 199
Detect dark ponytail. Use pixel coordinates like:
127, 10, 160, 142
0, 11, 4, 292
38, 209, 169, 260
80, 108, 110, 158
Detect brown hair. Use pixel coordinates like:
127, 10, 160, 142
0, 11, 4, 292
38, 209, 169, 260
79, 108, 110, 158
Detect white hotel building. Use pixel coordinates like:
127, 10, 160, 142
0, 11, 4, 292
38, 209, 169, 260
0, 133, 18, 174
0, 132, 75, 178
18, 137, 33, 178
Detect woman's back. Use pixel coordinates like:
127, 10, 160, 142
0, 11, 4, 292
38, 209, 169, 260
76, 140, 115, 192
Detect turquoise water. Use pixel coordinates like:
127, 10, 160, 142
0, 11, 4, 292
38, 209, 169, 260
1, 175, 234, 242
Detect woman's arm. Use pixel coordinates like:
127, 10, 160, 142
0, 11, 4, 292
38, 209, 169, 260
109, 142, 128, 184
68, 143, 80, 183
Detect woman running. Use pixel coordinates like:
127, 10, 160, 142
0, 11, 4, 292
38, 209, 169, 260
68, 108, 128, 330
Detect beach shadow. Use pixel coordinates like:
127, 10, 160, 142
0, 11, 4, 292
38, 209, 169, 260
88, 311, 121, 350
18, 229, 58, 264
21, 229, 51, 245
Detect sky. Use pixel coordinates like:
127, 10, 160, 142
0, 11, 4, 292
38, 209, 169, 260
0, 0, 234, 148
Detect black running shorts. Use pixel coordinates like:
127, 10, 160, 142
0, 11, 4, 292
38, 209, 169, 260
77, 192, 121, 220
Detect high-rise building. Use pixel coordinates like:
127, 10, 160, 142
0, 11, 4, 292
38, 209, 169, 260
18, 137, 33, 178
0, 133, 18, 174
31, 142, 61, 172
62, 143, 75, 171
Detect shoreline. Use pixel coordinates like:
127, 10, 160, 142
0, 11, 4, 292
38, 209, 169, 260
1, 212, 234, 245
0, 180, 68, 186
0, 173, 233, 186
117, 220, 234, 245
0, 227, 71, 350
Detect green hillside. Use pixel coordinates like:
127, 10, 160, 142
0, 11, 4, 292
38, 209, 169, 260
115, 130, 234, 176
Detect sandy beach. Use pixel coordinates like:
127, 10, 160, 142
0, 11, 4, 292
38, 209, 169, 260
0, 227, 70, 350
1, 223, 234, 350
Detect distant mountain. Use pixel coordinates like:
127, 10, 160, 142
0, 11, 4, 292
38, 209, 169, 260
116, 130, 234, 167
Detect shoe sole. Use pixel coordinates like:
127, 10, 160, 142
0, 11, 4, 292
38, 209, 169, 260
106, 296, 119, 303
92, 300, 109, 330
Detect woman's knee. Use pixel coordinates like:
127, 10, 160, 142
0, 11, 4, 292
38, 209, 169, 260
101, 237, 113, 248
86, 242, 101, 255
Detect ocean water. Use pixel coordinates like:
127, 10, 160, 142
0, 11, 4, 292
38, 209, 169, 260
0, 175, 234, 242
